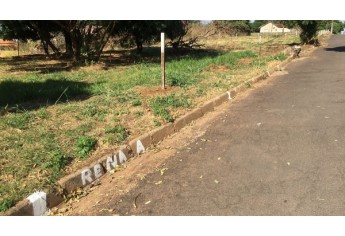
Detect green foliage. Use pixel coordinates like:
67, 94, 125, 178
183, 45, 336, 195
81, 104, 106, 117
168, 72, 192, 87
250, 20, 268, 32
150, 93, 190, 122
0, 199, 14, 212
135, 111, 144, 117
36, 108, 50, 119
76, 136, 97, 158
132, 100, 142, 106
104, 124, 129, 144
153, 119, 161, 127
317, 20, 345, 34
280, 20, 319, 44
297, 21, 319, 44
2, 111, 33, 129
271, 53, 287, 61
213, 20, 251, 35
43, 149, 69, 172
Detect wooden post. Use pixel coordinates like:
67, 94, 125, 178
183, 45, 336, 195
161, 32, 165, 90
259, 34, 262, 57
17, 40, 19, 57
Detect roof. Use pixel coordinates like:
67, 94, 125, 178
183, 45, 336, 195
260, 22, 288, 29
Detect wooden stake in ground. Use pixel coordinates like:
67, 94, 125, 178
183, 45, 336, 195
161, 32, 165, 90
17, 40, 19, 57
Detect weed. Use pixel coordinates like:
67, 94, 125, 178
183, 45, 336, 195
42, 149, 71, 183
150, 93, 190, 122
212, 81, 223, 88
76, 136, 97, 158
132, 100, 142, 107
245, 82, 252, 88
271, 53, 287, 61
0, 199, 14, 212
104, 124, 129, 144
82, 105, 98, 117
168, 73, 193, 87
36, 108, 49, 119
113, 109, 130, 116
43, 149, 70, 172
153, 119, 161, 127
135, 111, 144, 117
2, 111, 33, 129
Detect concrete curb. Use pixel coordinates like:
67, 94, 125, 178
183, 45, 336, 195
5, 52, 295, 216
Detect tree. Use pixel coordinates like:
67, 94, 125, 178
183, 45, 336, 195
317, 20, 345, 34
213, 20, 251, 36
53, 20, 116, 63
250, 20, 268, 33
115, 20, 197, 51
0, 20, 61, 55
296, 21, 319, 44
114, 21, 161, 53
1, 20, 116, 63
280, 20, 319, 45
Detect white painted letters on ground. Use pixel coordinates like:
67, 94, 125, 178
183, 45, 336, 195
136, 140, 145, 154
118, 150, 127, 163
106, 155, 117, 171
81, 169, 93, 186
93, 163, 104, 179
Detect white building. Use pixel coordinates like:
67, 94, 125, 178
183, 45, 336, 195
260, 22, 291, 33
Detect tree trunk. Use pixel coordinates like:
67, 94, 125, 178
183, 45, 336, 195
46, 39, 60, 55
71, 29, 82, 62
63, 31, 74, 57
136, 40, 143, 53
42, 40, 49, 55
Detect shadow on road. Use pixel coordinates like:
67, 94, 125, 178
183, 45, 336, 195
324, 46, 345, 52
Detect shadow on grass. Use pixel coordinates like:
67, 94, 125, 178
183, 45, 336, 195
101, 47, 223, 68
0, 79, 93, 110
2, 47, 224, 73
324, 46, 345, 52
7, 62, 74, 74
0, 54, 76, 74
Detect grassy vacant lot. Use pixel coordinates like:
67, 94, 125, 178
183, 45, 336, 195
0, 34, 299, 212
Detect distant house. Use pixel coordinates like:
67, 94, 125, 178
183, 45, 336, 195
260, 22, 291, 33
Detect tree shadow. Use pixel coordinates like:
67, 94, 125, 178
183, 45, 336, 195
0, 55, 76, 74
2, 46, 224, 73
101, 47, 222, 68
325, 46, 345, 52
0, 79, 93, 111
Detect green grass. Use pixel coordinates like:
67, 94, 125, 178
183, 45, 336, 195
0, 34, 300, 212
76, 136, 97, 158
2, 111, 33, 129
104, 124, 129, 145
150, 93, 191, 122
0, 199, 14, 212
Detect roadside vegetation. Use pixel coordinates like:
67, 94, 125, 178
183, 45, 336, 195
1, 20, 332, 212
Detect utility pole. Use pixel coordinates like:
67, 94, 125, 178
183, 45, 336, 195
331, 20, 334, 34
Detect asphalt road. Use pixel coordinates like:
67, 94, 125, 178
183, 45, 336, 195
65, 35, 345, 216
